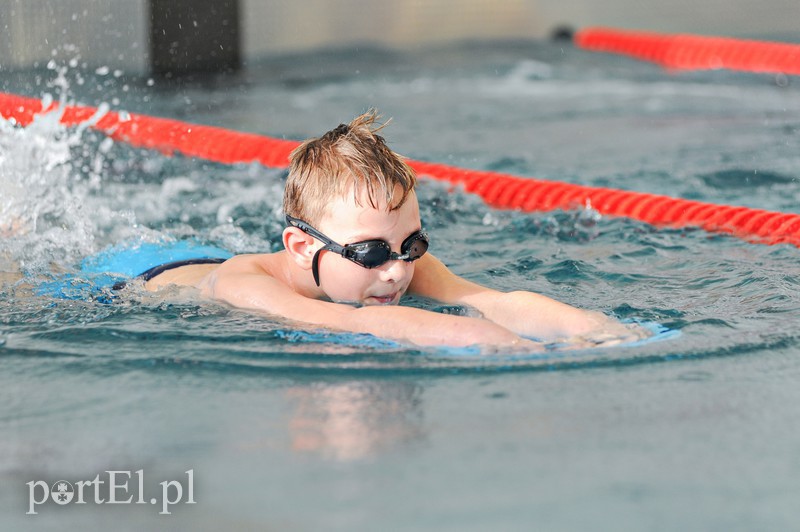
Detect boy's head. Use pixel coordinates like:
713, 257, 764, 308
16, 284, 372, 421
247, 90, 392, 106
282, 111, 425, 305
283, 110, 417, 225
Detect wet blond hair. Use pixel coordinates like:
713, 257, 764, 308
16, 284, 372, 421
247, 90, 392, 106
283, 110, 417, 225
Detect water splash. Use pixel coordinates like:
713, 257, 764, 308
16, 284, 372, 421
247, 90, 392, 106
1, 56, 286, 282
0, 103, 99, 272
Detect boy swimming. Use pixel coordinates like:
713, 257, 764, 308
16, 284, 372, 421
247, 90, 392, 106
142, 110, 646, 350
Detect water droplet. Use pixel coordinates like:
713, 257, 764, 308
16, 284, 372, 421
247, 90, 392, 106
99, 137, 114, 153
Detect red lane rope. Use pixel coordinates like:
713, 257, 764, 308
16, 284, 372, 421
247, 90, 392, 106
2, 91, 799, 247
575, 27, 800, 75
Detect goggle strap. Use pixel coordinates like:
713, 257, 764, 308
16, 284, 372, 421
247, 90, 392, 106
312, 248, 323, 286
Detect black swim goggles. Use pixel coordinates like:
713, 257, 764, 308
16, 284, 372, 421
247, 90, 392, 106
285, 214, 429, 286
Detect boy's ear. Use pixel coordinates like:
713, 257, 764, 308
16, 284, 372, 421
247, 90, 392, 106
283, 227, 315, 270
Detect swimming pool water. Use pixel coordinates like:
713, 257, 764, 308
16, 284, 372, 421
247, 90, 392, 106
2, 39, 800, 530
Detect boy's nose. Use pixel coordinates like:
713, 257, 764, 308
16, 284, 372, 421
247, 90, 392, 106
378, 258, 411, 284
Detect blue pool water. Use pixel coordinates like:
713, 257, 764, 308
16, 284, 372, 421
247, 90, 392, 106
2, 39, 800, 530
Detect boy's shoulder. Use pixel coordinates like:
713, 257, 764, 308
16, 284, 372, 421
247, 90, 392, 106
198, 250, 298, 300
218, 251, 284, 276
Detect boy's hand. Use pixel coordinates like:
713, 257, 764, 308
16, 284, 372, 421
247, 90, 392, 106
557, 321, 652, 350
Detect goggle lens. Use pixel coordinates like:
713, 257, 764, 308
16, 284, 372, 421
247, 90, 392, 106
402, 232, 428, 260
353, 242, 392, 268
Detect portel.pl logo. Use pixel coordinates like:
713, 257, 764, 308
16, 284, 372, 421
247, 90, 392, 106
27, 470, 195, 515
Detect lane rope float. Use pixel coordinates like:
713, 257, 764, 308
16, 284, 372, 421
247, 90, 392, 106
2, 91, 799, 247
575, 27, 800, 75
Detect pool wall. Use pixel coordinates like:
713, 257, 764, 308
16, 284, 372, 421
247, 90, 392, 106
2, 0, 799, 75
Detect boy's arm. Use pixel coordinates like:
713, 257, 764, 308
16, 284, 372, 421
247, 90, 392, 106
200, 267, 538, 350
409, 253, 645, 343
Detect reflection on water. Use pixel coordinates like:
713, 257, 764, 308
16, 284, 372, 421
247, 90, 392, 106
286, 381, 424, 461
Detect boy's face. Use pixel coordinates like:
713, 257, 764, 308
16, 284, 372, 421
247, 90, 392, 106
313, 187, 421, 306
